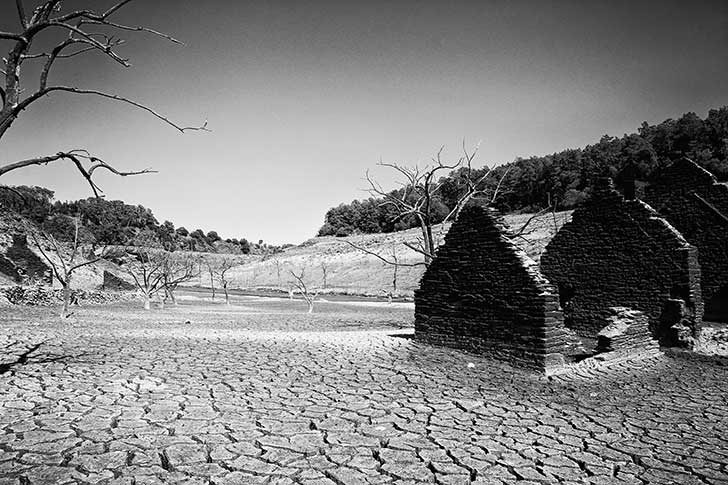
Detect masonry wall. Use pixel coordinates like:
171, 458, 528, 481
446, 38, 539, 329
541, 180, 702, 344
644, 158, 728, 322
414, 205, 570, 372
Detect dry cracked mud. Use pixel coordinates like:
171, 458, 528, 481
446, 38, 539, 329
1, 295, 727, 484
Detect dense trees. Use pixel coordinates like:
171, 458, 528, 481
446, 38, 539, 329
320, 107, 728, 236
0, 188, 255, 254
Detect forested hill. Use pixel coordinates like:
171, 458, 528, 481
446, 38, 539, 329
0, 189, 282, 255
319, 107, 728, 237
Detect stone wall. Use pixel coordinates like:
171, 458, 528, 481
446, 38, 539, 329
596, 307, 660, 356
541, 179, 702, 346
644, 158, 728, 322
0, 234, 51, 284
414, 205, 570, 372
102, 270, 136, 291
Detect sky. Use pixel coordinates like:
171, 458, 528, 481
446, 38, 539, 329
0, 0, 726, 244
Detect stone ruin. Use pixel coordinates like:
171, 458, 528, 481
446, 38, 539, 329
540, 179, 702, 347
102, 270, 136, 291
414, 205, 572, 372
644, 158, 728, 323
0, 234, 52, 285
596, 307, 661, 357
414, 170, 719, 371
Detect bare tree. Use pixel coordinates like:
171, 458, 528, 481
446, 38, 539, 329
288, 268, 319, 313
0, 1, 206, 194
161, 253, 199, 305
124, 246, 165, 310
204, 259, 217, 300
29, 215, 103, 317
211, 256, 240, 305
362, 143, 510, 266
320, 261, 328, 290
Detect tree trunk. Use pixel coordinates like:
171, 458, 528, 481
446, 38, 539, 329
209, 272, 216, 300
307, 300, 314, 313
61, 284, 72, 318
143, 292, 151, 310
223, 284, 230, 305
168, 287, 177, 305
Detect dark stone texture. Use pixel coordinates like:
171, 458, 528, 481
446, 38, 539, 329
644, 158, 728, 323
0, 234, 51, 284
541, 179, 703, 346
102, 270, 135, 291
596, 307, 660, 356
414, 205, 569, 372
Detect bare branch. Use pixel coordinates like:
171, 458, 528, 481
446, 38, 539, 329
16, 86, 209, 133
80, 19, 184, 45
402, 241, 434, 260
0, 151, 155, 197
343, 240, 426, 267
16, 0, 28, 28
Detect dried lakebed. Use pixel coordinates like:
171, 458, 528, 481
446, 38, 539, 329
0, 296, 727, 484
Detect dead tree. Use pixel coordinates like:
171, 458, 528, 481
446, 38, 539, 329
124, 247, 166, 310
0, 1, 206, 194
204, 259, 218, 300
289, 268, 319, 313
212, 256, 240, 305
29, 215, 103, 317
161, 253, 199, 305
320, 261, 328, 290
363, 143, 510, 266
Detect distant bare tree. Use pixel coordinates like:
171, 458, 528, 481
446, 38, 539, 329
320, 261, 328, 290
272, 257, 282, 288
0, 1, 207, 194
204, 259, 217, 300
29, 215, 103, 317
123, 233, 166, 310
211, 256, 240, 305
161, 253, 199, 305
360, 143, 510, 266
289, 268, 319, 313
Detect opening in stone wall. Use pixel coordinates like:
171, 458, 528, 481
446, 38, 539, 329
558, 283, 575, 324
704, 285, 728, 323
670, 285, 691, 303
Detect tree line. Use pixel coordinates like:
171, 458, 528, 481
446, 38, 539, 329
319, 107, 728, 237
0, 188, 268, 254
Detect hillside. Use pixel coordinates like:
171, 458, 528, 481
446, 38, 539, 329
319, 107, 728, 237
208, 210, 572, 297
0, 208, 129, 291
1, 206, 570, 298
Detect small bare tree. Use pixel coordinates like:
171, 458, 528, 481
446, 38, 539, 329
211, 256, 240, 305
203, 258, 218, 300
161, 253, 199, 305
29, 215, 103, 317
0, 1, 207, 193
123, 239, 166, 310
361, 143, 510, 266
289, 268, 319, 313
320, 261, 328, 290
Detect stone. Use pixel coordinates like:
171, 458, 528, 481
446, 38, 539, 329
414, 205, 570, 372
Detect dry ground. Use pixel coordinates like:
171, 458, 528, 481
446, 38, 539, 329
1, 291, 727, 484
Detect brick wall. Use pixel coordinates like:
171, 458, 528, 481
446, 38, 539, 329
414, 205, 570, 372
644, 158, 728, 323
541, 179, 702, 346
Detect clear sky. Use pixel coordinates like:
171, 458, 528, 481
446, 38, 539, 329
1, 0, 726, 244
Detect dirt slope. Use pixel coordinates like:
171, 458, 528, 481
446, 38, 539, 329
209, 210, 572, 297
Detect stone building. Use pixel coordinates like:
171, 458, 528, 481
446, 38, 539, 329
644, 158, 728, 323
541, 179, 702, 346
414, 205, 571, 372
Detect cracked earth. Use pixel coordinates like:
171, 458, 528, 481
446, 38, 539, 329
1, 294, 727, 484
